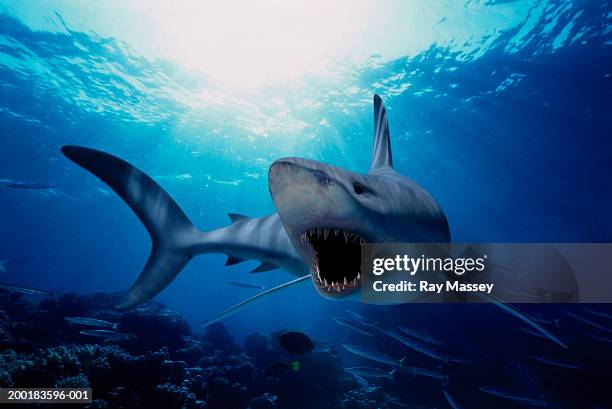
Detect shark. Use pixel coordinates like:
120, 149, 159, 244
60, 95, 569, 348
62, 94, 450, 313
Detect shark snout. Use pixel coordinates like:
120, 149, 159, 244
269, 158, 368, 299
269, 158, 353, 225
269, 158, 335, 197
312, 169, 332, 187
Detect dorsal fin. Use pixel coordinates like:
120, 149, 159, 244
369, 94, 393, 172
250, 262, 278, 273
228, 213, 248, 223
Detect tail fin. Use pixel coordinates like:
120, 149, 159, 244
62, 146, 198, 310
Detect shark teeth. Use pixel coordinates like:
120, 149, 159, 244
300, 228, 366, 247
310, 268, 362, 294
324, 228, 331, 240
303, 227, 366, 296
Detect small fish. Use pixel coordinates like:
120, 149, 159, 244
0, 181, 58, 190
342, 344, 401, 367
80, 330, 133, 341
352, 374, 369, 388
531, 314, 561, 328
333, 317, 374, 336
563, 309, 612, 333
529, 355, 586, 370
584, 332, 612, 343
0, 259, 8, 273
0, 282, 54, 296
345, 366, 396, 380
443, 390, 464, 409
344, 310, 374, 328
481, 294, 567, 348
226, 281, 264, 290
398, 326, 442, 345
278, 331, 314, 354
447, 354, 472, 364
65, 316, 119, 330
402, 366, 447, 381
377, 327, 448, 364
179, 335, 202, 345
479, 386, 561, 408
583, 307, 612, 320
520, 326, 551, 340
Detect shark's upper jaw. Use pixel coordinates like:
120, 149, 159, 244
301, 227, 366, 297
269, 157, 371, 298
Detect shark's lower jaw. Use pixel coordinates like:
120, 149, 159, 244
301, 228, 366, 297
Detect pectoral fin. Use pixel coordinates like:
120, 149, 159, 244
250, 262, 278, 273
203, 275, 310, 327
226, 256, 247, 266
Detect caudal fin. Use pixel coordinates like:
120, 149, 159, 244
62, 146, 198, 310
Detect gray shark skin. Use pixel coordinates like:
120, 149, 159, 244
61, 94, 449, 310
269, 157, 450, 299
269, 95, 449, 299
61, 145, 307, 309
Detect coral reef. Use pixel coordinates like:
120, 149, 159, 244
0, 291, 402, 408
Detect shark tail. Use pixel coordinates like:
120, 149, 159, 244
62, 146, 201, 310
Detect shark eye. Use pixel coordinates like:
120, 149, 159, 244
353, 183, 365, 195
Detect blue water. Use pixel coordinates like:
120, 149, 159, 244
0, 1, 611, 407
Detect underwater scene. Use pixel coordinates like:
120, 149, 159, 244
1, 1, 611, 408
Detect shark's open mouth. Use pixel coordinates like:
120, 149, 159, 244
300, 228, 366, 295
